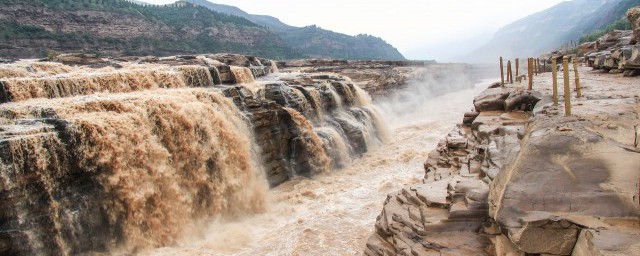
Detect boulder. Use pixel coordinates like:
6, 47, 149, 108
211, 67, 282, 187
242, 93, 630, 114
473, 88, 511, 112
488, 82, 502, 88
572, 229, 640, 256
504, 90, 543, 111
489, 114, 640, 255
463, 111, 480, 125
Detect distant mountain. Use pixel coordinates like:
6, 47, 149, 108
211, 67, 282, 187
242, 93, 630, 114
186, 0, 406, 60
465, 0, 640, 63
0, 0, 300, 59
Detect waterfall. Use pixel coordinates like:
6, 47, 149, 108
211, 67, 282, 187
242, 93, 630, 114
283, 107, 332, 176
0, 65, 215, 103
0, 58, 392, 255
1, 91, 268, 254
316, 126, 352, 168
176, 65, 214, 87
230, 67, 255, 84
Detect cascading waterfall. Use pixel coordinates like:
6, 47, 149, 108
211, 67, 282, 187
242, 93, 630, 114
0, 65, 212, 103
283, 107, 332, 175
315, 126, 352, 168
0, 89, 268, 255
301, 87, 325, 121
256, 75, 390, 171
0, 59, 392, 256
230, 66, 256, 84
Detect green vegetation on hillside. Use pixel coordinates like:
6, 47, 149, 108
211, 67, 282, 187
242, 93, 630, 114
0, 0, 302, 59
579, 18, 632, 43
278, 25, 405, 60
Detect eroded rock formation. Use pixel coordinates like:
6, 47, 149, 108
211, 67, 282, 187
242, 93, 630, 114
366, 86, 530, 256
366, 71, 640, 255
577, 8, 640, 76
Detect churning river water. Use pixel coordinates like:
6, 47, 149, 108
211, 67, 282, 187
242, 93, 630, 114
144, 77, 492, 256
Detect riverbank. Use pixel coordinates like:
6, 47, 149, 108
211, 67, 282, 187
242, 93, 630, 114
366, 65, 640, 255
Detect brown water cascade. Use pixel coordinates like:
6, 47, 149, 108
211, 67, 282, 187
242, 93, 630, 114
0, 89, 268, 255
0, 57, 392, 255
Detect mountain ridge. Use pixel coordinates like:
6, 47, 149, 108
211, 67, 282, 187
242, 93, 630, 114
465, 0, 640, 63
0, 0, 300, 59
185, 0, 406, 60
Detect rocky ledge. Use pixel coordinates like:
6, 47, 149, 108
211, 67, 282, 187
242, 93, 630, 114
575, 7, 640, 76
366, 66, 640, 255
279, 59, 475, 97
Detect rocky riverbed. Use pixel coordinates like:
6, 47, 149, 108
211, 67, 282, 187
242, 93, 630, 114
366, 64, 640, 255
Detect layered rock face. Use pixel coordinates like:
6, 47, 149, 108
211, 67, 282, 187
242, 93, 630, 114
366, 69, 640, 255
581, 30, 640, 75
578, 8, 640, 76
0, 54, 388, 255
224, 73, 389, 186
366, 86, 533, 256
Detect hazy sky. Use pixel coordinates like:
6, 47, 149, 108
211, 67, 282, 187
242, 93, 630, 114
143, 0, 566, 61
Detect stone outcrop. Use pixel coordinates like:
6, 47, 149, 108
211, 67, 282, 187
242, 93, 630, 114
366, 68, 640, 255
628, 7, 640, 44
578, 9, 640, 76
366, 84, 533, 255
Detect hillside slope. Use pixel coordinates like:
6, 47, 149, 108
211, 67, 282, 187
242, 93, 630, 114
465, 0, 640, 62
186, 0, 406, 60
0, 0, 300, 59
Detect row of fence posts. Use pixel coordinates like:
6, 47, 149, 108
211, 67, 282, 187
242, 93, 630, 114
499, 56, 581, 116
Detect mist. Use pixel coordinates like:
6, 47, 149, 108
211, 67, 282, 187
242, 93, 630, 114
376, 65, 496, 128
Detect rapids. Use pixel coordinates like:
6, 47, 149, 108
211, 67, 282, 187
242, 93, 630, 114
143, 78, 491, 256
